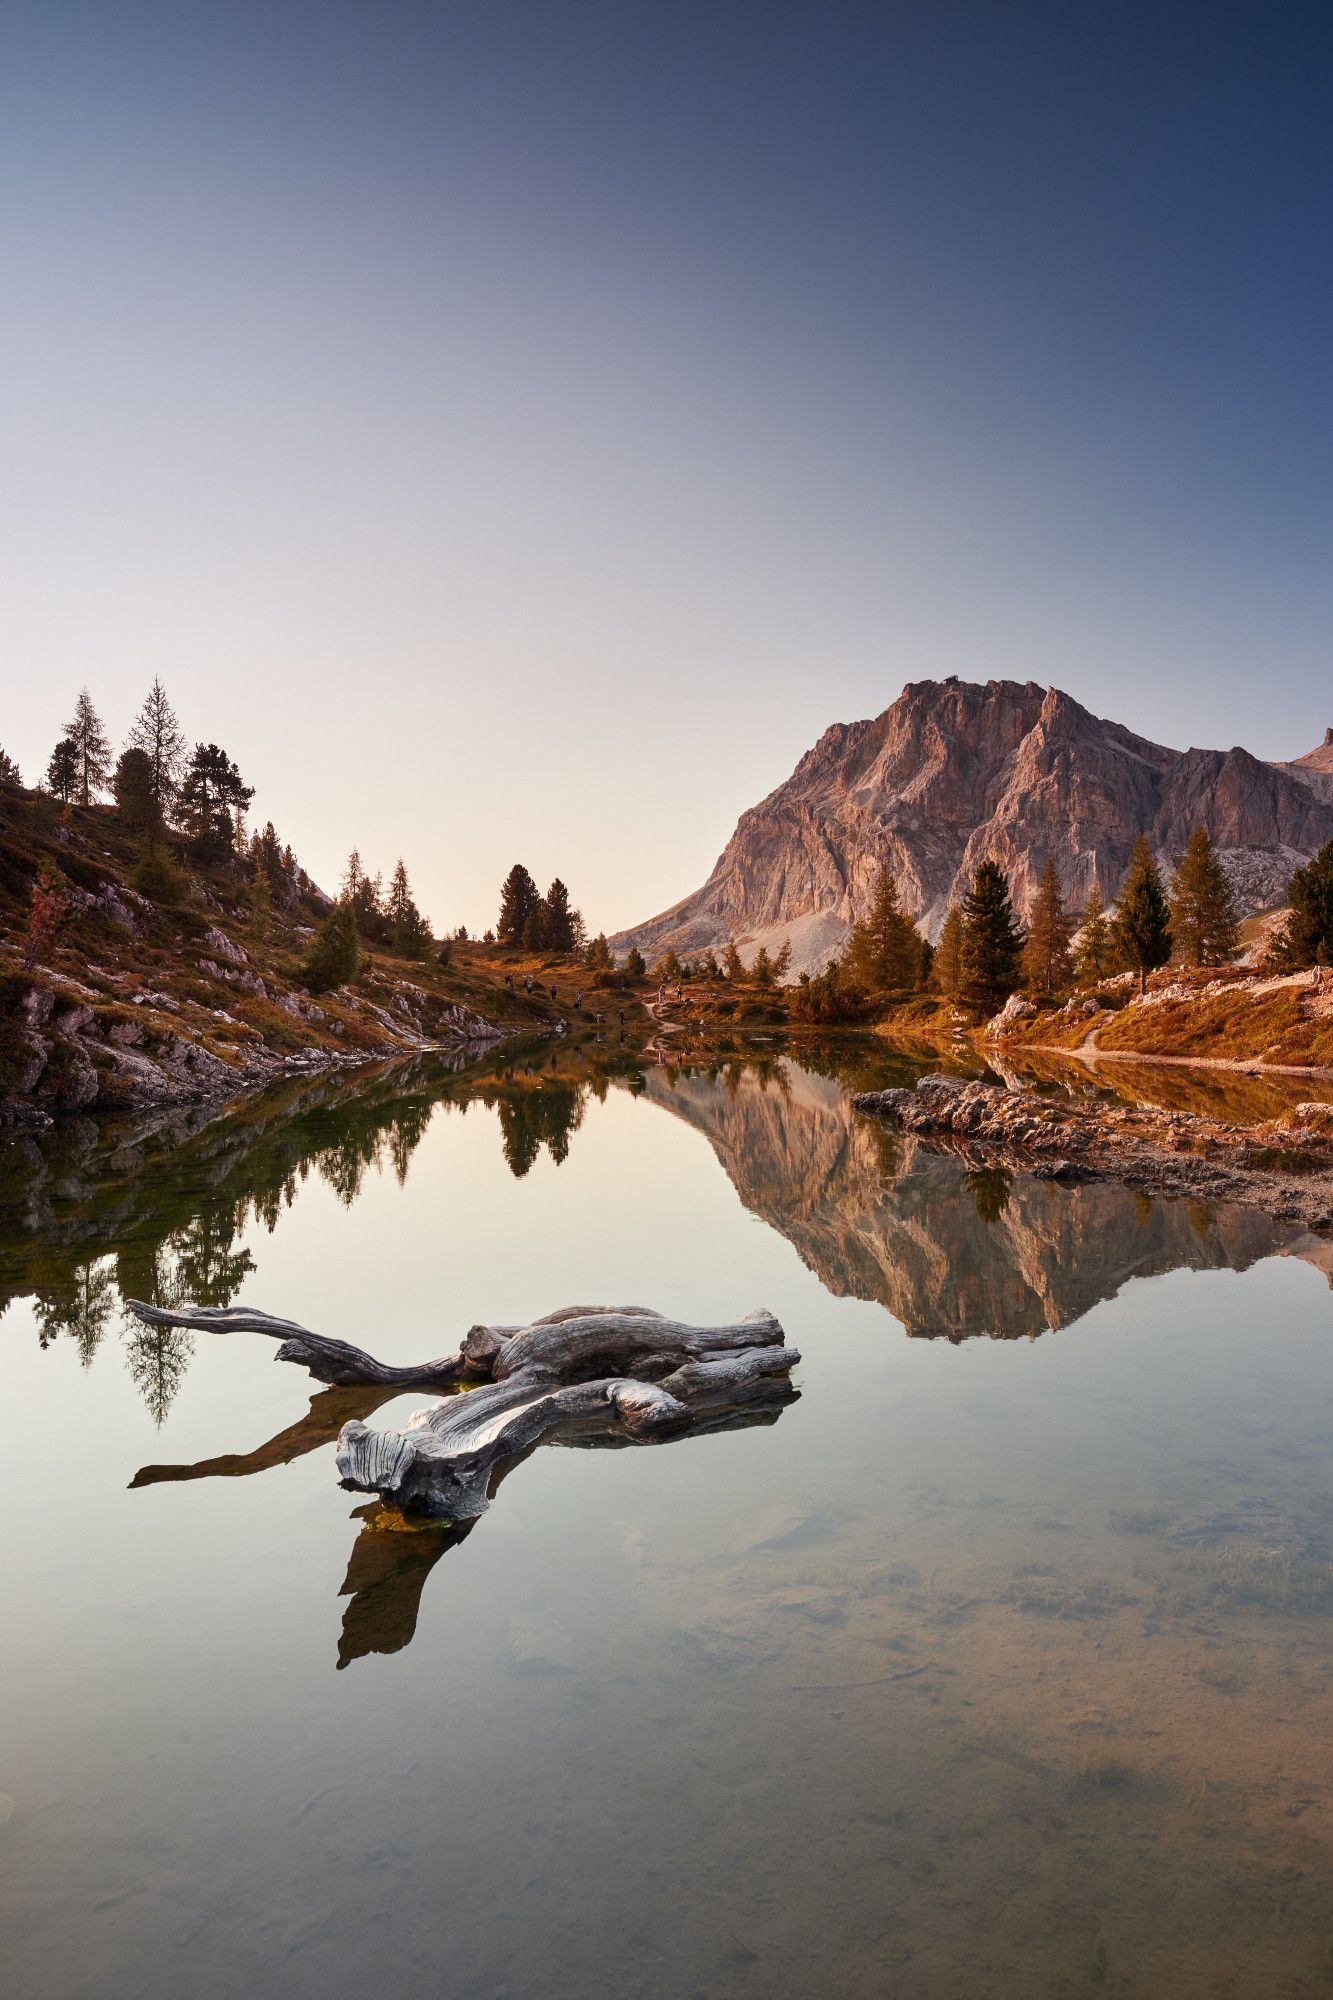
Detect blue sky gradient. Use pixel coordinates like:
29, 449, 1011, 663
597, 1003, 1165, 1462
3, 2, 1330, 929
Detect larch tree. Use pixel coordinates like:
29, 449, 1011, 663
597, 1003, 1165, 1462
723, 937, 745, 982
127, 678, 187, 827
844, 865, 922, 992
583, 932, 614, 977
1170, 827, 1240, 967
249, 863, 272, 940
960, 861, 1026, 1010
23, 872, 68, 968
930, 906, 965, 997
1112, 838, 1173, 995
1023, 856, 1074, 999
64, 688, 111, 805
1073, 879, 1114, 985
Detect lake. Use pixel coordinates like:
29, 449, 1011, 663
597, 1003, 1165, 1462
2, 1043, 1331, 1997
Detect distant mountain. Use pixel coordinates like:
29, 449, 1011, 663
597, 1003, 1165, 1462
612, 679, 1333, 977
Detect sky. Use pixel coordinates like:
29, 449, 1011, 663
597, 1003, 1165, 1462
2, 1, 1331, 935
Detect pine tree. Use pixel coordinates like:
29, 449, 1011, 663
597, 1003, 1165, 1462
0, 747, 21, 786
1074, 879, 1113, 985
301, 901, 360, 992
723, 937, 745, 982
127, 677, 186, 825
497, 863, 540, 946
178, 743, 253, 859
752, 945, 774, 986
543, 878, 576, 953
1023, 856, 1073, 999
960, 862, 1026, 1009
257, 822, 284, 881
64, 687, 111, 804
112, 746, 157, 828
388, 858, 429, 959
844, 865, 922, 992
1170, 827, 1240, 967
930, 906, 965, 996
625, 947, 646, 978
46, 739, 79, 805
1112, 838, 1173, 995
342, 849, 385, 938
523, 903, 549, 951
1275, 839, 1333, 969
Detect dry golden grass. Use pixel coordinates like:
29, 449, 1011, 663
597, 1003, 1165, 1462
1096, 983, 1333, 1068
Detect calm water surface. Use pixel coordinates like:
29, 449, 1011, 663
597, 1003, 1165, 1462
2, 1047, 1331, 1998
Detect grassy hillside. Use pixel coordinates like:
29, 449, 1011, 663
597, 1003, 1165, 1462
0, 787, 645, 1118
1093, 974, 1333, 1068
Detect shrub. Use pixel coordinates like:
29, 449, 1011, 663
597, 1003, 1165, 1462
131, 848, 188, 905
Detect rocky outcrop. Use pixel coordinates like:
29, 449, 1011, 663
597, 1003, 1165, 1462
0, 971, 508, 1126
613, 679, 1333, 976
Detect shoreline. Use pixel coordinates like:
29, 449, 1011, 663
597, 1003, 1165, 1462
1012, 1039, 1333, 1083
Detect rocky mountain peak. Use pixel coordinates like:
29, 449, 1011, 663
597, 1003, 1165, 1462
612, 678, 1333, 978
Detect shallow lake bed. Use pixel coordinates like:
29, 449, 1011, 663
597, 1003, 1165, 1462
2, 1049, 1330, 1996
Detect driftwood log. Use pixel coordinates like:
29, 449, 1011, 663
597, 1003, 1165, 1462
124, 1299, 799, 1520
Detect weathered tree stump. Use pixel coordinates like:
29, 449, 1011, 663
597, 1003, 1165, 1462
124, 1300, 799, 1520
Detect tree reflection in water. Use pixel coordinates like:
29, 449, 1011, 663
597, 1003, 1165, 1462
3, 1037, 1316, 1420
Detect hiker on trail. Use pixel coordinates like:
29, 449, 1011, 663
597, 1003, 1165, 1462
525, 974, 533, 993
618, 1007, 625, 1026
550, 983, 557, 1000
574, 991, 584, 1008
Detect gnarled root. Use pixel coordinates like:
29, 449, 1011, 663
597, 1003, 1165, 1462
124, 1299, 799, 1520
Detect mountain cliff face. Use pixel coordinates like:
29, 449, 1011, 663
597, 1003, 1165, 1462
613, 679, 1333, 975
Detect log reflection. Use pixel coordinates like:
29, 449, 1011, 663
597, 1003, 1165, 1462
132, 1386, 799, 1668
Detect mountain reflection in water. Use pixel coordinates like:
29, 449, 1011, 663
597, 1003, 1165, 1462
4, 1042, 1325, 1672
4, 1039, 1333, 1998
4, 1045, 1326, 1427
638, 1061, 1329, 1340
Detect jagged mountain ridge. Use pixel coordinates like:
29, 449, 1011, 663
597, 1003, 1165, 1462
613, 679, 1333, 976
